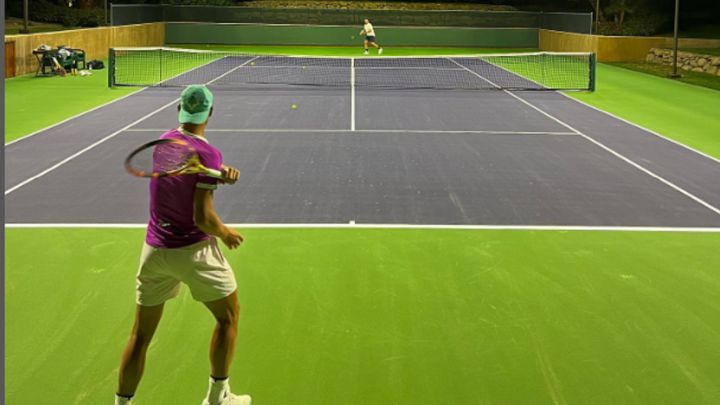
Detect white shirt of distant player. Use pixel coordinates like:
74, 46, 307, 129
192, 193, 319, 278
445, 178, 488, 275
363, 23, 376, 37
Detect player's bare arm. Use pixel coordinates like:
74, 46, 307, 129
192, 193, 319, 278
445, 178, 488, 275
193, 188, 244, 249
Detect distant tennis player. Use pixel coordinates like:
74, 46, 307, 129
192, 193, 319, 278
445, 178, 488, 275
114, 85, 251, 405
360, 18, 383, 55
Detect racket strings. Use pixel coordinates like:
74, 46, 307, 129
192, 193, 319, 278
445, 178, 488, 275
153, 142, 194, 174
126, 140, 194, 177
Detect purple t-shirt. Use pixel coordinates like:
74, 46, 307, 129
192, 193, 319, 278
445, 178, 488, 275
146, 128, 223, 248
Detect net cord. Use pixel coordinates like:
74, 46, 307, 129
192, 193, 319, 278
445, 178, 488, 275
110, 46, 594, 60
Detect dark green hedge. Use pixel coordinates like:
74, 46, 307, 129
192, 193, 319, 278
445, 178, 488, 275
6, 0, 105, 27
597, 14, 671, 37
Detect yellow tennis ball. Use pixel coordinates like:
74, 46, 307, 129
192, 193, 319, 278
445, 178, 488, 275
291, 104, 297, 110
250, 61, 255, 66
302, 66, 306, 69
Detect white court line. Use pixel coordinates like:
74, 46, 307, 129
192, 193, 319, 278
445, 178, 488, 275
124, 128, 351, 133
4, 48, 240, 147
454, 56, 720, 164
449, 58, 720, 218
205, 56, 259, 85
355, 129, 576, 135
4, 88, 146, 147
4, 97, 182, 196
123, 128, 578, 136
557, 92, 720, 164
5, 223, 720, 233
351, 57, 356, 132
5, 57, 261, 196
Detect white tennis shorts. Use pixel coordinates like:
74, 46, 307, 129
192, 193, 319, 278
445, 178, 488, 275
136, 238, 237, 306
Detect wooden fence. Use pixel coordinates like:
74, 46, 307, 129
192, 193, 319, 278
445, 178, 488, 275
540, 29, 720, 62
5, 40, 16, 78
4, 23, 164, 77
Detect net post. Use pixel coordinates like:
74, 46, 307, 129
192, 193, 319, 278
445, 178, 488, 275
350, 57, 355, 131
108, 48, 115, 88
589, 52, 597, 92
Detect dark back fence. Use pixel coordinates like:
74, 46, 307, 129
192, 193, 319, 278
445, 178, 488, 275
110, 5, 592, 34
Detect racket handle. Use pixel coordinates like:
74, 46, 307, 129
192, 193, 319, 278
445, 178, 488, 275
206, 168, 224, 179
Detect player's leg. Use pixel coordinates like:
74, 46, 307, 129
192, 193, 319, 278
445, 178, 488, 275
116, 244, 180, 404
205, 291, 240, 378
363, 39, 369, 55
369, 38, 382, 54
202, 292, 252, 405
181, 238, 249, 404
116, 303, 165, 404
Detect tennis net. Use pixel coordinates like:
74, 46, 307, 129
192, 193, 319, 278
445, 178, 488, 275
109, 47, 596, 91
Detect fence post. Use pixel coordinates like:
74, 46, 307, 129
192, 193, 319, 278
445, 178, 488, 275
670, 0, 681, 78
589, 53, 596, 92
22, 0, 30, 33
108, 48, 115, 87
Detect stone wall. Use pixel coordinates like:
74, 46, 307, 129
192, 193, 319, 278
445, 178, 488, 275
540, 29, 720, 62
646, 48, 720, 76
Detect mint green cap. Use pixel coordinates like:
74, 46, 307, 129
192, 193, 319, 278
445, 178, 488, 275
178, 85, 214, 125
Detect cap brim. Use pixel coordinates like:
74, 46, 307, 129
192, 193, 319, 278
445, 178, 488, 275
179, 109, 210, 125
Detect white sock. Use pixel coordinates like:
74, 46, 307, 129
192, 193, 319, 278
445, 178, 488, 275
206, 376, 230, 404
115, 394, 133, 405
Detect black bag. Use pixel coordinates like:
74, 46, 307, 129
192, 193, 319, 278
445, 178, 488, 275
88, 60, 104, 70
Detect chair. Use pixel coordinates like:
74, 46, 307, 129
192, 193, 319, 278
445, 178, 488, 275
72, 49, 86, 70
56, 45, 86, 70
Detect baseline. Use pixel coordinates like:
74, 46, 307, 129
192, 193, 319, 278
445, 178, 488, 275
5, 223, 720, 233
123, 128, 578, 136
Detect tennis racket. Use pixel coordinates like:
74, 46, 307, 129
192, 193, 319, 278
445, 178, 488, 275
125, 138, 223, 179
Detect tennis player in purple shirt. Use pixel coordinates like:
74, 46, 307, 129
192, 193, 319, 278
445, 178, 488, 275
115, 85, 251, 405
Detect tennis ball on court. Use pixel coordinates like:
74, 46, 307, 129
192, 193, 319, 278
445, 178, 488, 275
291, 104, 297, 110
250, 61, 255, 66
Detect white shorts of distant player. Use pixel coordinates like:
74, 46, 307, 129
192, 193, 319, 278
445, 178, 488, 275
135, 238, 237, 306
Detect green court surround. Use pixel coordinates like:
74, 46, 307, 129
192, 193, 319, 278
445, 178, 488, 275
6, 228, 720, 404
5, 45, 720, 405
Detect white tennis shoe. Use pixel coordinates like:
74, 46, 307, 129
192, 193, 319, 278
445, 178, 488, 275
364, 50, 369, 55
202, 392, 252, 405
378, 48, 383, 55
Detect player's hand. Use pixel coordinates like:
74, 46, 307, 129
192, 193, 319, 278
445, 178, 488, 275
220, 227, 244, 249
221, 166, 240, 185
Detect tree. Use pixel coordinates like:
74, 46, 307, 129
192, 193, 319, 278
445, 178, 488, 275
588, 0, 604, 22
604, 0, 637, 25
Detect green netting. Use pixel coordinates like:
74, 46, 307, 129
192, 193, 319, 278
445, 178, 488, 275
110, 5, 592, 34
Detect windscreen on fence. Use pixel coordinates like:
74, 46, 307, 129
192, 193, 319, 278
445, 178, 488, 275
110, 5, 592, 34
